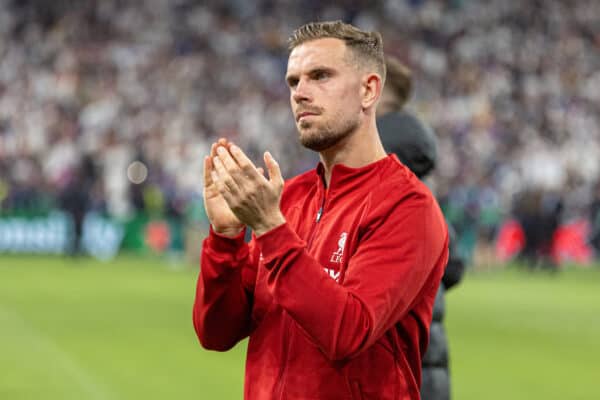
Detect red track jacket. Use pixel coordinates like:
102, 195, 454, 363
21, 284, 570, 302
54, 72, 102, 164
194, 154, 449, 399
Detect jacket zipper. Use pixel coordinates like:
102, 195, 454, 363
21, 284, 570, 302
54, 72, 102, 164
275, 191, 327, 399
307, 195, 326, 251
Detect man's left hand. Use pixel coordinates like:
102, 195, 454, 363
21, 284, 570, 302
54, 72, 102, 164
211, 143, 286, 237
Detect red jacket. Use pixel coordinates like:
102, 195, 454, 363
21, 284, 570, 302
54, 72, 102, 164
194, 154, 449, 399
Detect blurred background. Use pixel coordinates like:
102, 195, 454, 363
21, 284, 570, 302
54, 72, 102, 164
1, 0, 599, 399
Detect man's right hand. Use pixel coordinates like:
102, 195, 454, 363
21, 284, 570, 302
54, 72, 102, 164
203, 139, 245, 237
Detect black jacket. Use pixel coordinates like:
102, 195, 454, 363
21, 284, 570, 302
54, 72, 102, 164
421, 225, 465, 400
377, 111, 466, 400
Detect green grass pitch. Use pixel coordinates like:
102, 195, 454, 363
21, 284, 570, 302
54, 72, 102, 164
1, 255, 599, 399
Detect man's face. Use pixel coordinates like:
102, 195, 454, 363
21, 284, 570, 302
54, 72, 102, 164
285, 38, 363, 152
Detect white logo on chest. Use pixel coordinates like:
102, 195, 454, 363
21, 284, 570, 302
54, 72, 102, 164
329, 232, 347, 264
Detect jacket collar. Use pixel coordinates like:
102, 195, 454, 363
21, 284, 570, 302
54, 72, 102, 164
315, 154, 400, 195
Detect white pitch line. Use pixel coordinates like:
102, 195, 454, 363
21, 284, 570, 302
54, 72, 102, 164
0, 305, 118, 400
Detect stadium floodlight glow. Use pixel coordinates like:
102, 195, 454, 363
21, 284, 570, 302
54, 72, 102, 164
127, 161, 148, 184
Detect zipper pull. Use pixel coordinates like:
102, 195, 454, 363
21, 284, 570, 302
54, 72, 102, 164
316, 207, 323, 222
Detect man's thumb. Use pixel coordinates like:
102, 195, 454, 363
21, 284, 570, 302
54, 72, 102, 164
264, 151, 283, 187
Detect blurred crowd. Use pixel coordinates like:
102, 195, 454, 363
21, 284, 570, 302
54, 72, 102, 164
1, 0, 600, 259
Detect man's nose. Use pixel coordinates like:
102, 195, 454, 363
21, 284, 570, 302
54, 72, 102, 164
292, 79, 311, 104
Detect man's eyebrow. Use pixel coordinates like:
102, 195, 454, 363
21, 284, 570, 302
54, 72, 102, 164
285, 65, 337, 86
308, 66, 335, 74
286, 66, 334, 78
285, 73, 299, 86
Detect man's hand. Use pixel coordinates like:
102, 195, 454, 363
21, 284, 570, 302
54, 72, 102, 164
203, 139, 245, 237
211, 143, 286, 237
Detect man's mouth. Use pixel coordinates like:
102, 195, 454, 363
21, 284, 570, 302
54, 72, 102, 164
297, 111, 319, 121
298, 111, 316, 121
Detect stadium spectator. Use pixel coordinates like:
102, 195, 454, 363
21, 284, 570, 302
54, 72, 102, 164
588, 180, 600, 257
193, 21, 449, 399
58, 154, 98, 255
512, 188, 563, 269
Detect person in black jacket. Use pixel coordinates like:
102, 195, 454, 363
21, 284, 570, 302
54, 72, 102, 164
59, 155, 97, 256
377, 56, 466, 400
590, 180, 600, 256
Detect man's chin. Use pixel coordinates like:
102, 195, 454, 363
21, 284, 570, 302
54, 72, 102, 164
299, 131, 340, 152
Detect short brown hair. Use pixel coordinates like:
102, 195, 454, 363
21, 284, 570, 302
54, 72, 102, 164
288, 20, 386, 82
384, 56, 412, 110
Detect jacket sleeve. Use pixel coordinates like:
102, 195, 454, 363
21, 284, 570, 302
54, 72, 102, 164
192, 226, 257, 351
255, 192, 449, 361
442, 221, 466, 290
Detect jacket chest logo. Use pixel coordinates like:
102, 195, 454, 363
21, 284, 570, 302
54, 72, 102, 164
329, 232, 347, 264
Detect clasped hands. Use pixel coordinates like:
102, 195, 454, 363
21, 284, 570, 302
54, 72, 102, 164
203, 138, 286, 237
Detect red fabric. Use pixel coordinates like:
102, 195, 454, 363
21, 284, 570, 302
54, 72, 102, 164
494, 218, 592, 266
193, 155, 449, 399
495, 219, 526, 262
145, 221, 171, 252
551, 219, 592, 265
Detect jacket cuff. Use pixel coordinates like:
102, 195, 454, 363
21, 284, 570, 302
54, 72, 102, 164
207, 225, 247, 254
254, 223, 305, 266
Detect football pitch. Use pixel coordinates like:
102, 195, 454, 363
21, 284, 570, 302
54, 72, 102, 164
1, 255, 599, 400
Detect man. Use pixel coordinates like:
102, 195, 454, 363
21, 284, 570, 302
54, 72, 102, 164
193, 21, 449, 399
59, 155, 97, 256
377, 56, 413, 117
376, 58, 466, 400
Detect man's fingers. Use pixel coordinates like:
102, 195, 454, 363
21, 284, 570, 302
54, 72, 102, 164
216, 146, 244, 184
211, 170, 236, 205
213, 156, 240, 194
210, 170, 220, 188
203, 156, 213, 187
211, 139, 229, 158
264, 151, 284, 189
212, 142, 279, 190
229, 144, 263, 180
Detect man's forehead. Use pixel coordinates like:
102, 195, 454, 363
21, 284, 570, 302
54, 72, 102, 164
287, 38, 348, 73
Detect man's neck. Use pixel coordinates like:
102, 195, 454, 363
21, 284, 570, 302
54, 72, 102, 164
319, 119, 387, 186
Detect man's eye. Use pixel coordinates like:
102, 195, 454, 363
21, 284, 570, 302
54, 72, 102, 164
314, 71, 328, 80
288, 79, 299, 88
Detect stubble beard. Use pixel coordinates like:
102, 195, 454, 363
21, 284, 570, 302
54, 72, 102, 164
297, 115, 359, 152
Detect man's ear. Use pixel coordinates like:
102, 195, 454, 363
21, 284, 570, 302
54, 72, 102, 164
361, 72, 383, 110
